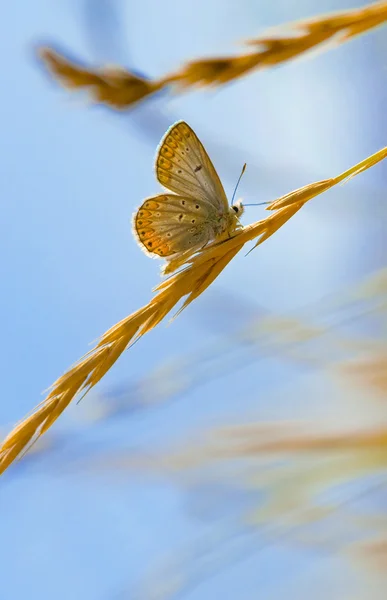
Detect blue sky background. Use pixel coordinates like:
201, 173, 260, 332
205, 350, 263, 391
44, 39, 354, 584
1, 1, 387, 599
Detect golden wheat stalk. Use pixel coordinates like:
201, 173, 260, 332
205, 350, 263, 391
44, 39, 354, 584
0, 145, 386, 476
38, 1, 387, 109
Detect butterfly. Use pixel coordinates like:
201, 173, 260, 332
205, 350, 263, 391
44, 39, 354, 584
132, 121, 245, 265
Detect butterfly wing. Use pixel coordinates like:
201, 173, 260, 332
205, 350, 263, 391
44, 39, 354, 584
132, 194, 218, 258
156, 121, 229, 213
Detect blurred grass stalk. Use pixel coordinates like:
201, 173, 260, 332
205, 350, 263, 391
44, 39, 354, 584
118, 360, 387, 599
38, 0, 387, 109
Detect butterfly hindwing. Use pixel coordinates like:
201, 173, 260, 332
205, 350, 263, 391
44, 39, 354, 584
132, 194, 216, 258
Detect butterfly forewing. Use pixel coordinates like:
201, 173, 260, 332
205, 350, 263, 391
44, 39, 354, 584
133, 194, 216, 258
156, 121, 229, 213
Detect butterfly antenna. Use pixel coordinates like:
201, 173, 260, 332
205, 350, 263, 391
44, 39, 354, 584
244, 202, 272, 206
231, 163, 247, 205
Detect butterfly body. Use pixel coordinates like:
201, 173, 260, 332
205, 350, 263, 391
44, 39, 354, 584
132, 121, 244, 261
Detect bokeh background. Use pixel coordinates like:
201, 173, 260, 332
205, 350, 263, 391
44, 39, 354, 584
1, 1, 387, 599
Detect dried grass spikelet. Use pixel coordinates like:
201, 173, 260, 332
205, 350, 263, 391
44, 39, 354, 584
38, 2, 387, 108
1, 146, 386, 475
179, 0, 387, 87
38, 47, 173, 110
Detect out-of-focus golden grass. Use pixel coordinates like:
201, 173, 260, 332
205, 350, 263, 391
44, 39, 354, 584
121, 379, 387, 561
38, 48, 169, 109
106, 415, 387, 597
131, 419, 387, 482
341, 351, 387, 396
0, 146, 386, 475
38, 1, 387, 109
352, 538, 387, 573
